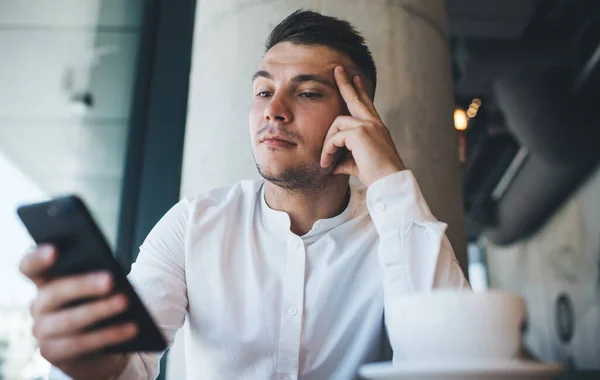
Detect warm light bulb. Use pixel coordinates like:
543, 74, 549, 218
454, 108, 468, 131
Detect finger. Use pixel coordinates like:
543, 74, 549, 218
19, 245, 57, 287
32, 272, 113, 316
334, 66, 375, 120
39, 322, 138, 364
321, 130, 354, 168
33, 293, 129, 339
353, 75, 380, 119
323, 116, 363, 144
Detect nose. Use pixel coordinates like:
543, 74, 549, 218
264, 93, 292, 123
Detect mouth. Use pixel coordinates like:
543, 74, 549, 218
260, 135, 297, 148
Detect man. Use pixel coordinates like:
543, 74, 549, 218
20, 10, 469, 380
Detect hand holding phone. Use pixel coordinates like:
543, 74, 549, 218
17, 195, 167, 378
20, 246, 135, 378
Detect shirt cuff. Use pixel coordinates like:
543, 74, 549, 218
366, 170, 434, 236
48, 354, 145, 380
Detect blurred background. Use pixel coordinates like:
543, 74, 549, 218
0, 0, 598, 379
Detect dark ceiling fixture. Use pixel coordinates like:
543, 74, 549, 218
452, 0, 600, 244
482, 56, 600, 244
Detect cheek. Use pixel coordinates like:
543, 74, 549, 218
248, 102, 264, 137
293, 111, 334, 157
300, 103, 340, 140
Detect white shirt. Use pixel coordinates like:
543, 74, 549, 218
51, 170, 468, 380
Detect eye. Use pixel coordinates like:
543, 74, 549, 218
256, 91, 272, 98
299, 92, 322, 100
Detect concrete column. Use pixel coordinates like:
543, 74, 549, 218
181, 0, 467, 272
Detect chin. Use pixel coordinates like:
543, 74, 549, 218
254, 151, 294, 171
255, 163, 288, 179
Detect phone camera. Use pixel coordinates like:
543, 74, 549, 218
47, 205, 59, 217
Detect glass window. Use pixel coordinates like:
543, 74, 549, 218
0, 2, 143, 378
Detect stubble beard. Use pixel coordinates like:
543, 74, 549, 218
254, 155, 334, 192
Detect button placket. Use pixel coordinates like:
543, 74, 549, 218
275, 238, 305, 379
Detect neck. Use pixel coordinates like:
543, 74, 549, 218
264, 175, 351, 236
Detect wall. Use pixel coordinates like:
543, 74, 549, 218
483, 163, 600, 369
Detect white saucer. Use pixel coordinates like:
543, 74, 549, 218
358, 358, 564, 380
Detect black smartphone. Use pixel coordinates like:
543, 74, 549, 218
17, 195, 167, 353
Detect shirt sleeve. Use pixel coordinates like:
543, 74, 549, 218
366, 170, 470, 360
49, 198, 190, 380
116, 198, 190, 379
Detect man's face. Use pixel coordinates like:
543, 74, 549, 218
249, 42, 359, 190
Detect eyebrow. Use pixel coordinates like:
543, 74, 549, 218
251, 70, 271, 82
251, 71, 336, 89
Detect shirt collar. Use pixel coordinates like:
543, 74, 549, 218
257, 181, 357, 238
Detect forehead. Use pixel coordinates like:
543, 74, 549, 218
258, 42, 356, 77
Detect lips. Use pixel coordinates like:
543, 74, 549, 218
262, 139, 296, 148
261, 135, 297, 146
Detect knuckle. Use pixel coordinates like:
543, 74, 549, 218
30, 296, 45, 316
364, 120, 377, 128
38, 342, 55, 362
46, 338, 74, 363
29, 299, 38, 316
356, 126, 369, 137
18, 253, 36, 276
31, 321, 41, 340
63, 308, 82, 328
84, 331, 108, 351
67, 339, 83, 354
18, 257, 29, 275
58, 336, 81, 357
32, 316, 57, 340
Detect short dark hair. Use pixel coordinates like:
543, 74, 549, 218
265, 9, 377, 98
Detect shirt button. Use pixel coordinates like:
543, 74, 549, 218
288, 307, 298, 316
378, 203, 386, 212
296, 241, 302, 249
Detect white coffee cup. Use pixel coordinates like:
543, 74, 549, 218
385, 289, 526, 361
